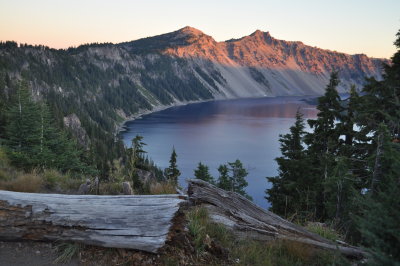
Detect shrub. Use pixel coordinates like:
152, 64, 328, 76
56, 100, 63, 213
149, 181, 176, 195
0, 172, 43, 192
0, 147, 10, 168
99, 182, 123, 195
58, 174, 84, 192
305, 222, 340, 242
0, 169, 9, 182
42, 169, 63, 190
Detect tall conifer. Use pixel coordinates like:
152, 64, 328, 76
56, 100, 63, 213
165, 147, 180, 185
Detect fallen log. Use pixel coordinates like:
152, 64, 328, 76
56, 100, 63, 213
0, 181, 367, 258
0, 190, 183, 253
187, 179, 367, 259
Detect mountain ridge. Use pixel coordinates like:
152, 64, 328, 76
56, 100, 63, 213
124, 26, 386, 58
117, 27, 386, 97
119, 26, 385, 98
0, 26, 387, 153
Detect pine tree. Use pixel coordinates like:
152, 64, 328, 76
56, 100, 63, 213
353, 31, 400, 264
5, 80, 41, 170
37, 103, 89, 173
356, 124, 400, 264
217, 159, 251, 199
324, 156, 357, 224
357, 35, 399, 141
0, 71, 7, 141
305, 71, 342, 220
55, 131, 94, 174
323, 86, 362, 225
165, 147, 180, 185
228, 159, 250, 199
194, 162, 214, 184
4, 81, 93, 174
266, 111, 311, 218
130, 135, 147, 168
337, 85, 359, 151
127, 135, 147, 191
217, 164, 230, 189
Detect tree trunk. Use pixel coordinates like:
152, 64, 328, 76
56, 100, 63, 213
0, 190, 183, 253
0, 180, 367, 258
188, 179, 366, 259
371, 131, 383, 194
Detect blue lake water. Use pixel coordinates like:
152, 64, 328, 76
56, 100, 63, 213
122, 96, 317, 209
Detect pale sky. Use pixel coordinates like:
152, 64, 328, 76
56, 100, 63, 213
0, 0, 399, 58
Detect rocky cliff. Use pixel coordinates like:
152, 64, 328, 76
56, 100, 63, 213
134, 26, 385, 97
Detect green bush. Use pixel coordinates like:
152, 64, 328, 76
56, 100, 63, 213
42, 169, 63, 189
306, 223, 340, 242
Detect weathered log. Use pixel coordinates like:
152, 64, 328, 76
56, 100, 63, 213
187, 179, 367, 259
0, 190, 183, 253
0, 180, 367, 258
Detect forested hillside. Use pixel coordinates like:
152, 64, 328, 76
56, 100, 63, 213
0, 26, 387, 177
0, 41, 214, 175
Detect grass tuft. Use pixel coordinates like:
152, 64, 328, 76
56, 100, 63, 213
149, 181, 176, 195
306, 222, 340, 242
0, 172, 43, 192
54, 242, 81, 264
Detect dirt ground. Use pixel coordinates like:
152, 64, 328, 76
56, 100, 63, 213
0, 241, 79, 266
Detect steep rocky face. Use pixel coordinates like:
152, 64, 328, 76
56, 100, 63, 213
139, 27, 386, 97
63, 113, 90, 149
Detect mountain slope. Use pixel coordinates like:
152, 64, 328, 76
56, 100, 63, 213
0, 27, 386, 148
140, 26, 385, 97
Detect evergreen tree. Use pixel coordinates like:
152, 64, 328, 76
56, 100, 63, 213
228, 159, 250, 199
194, 162, 214, 184
165, 147, 180, 185
323, 86, 362, 225
353, 31, 400, 264
217, 159, 251, 199
127, 135, 146, 191
323, 156, 357, 224
130, 135, 147, 168
0, 71, 7, 141
337, 85, 359, 152
305, 71, 342, 220
37, 103, 90, 173
4, 80, 93, 174
5, 80, 41, 170
266, 111, 311, 219
356, 124, 400, 265
217, 164, 230, 189
55, 131, 94, 174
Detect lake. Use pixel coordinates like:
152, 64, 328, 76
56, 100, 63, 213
122, 96, 318, 209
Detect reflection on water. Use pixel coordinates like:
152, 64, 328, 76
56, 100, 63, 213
122, 96, 317, 209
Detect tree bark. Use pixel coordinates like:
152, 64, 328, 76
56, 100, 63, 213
0, 190, 183, 253
371, 131, 383, 194
0, 180, 367, 258
188, 179, 367, 259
